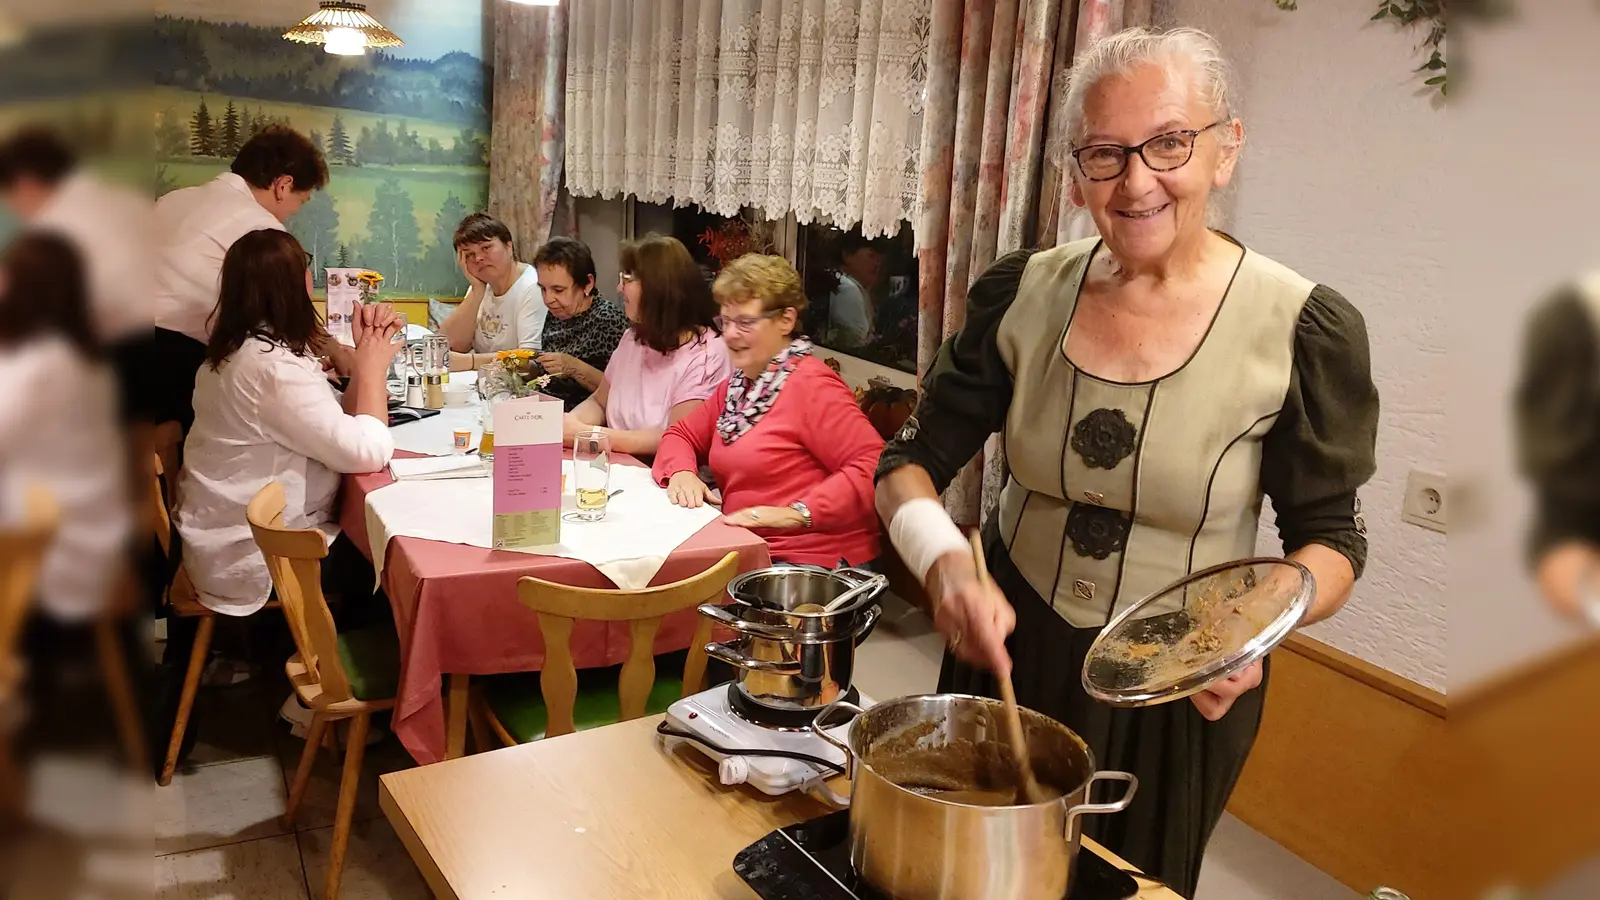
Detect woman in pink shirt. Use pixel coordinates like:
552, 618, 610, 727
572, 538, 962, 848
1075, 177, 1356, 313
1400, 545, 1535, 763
564, 235, 731, 456
653, 254, 885, 568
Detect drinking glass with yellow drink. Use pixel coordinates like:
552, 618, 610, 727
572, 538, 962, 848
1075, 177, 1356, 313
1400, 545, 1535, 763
573, 431, 611, 522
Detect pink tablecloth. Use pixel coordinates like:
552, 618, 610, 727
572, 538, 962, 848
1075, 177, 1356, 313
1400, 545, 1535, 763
340, 453, 771, 764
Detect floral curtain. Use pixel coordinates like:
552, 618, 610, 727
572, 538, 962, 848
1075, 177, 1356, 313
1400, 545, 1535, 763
916, 0, 1061, 526
565, 0, 931, 239
1050, 0, 1153, 246
490, 2, 569, 254
915, 0, 1151, 526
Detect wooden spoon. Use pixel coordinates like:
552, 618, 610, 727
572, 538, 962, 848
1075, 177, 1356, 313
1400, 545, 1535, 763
969, 532, 1052, 805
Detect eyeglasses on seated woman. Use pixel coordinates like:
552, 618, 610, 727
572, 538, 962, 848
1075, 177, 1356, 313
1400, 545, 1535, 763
651, 253, 886, 570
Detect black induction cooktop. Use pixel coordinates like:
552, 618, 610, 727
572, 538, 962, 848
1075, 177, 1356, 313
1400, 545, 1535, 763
733, 810, 1142, 900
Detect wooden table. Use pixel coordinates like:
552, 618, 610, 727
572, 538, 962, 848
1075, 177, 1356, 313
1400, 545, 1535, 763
379, 715, 1181, 899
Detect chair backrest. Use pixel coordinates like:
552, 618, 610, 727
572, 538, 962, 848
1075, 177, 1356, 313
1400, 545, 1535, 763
244, 481, 353, 706
516, 552, 741, 738
0, 487, 59, 696
148, 421, 184, 558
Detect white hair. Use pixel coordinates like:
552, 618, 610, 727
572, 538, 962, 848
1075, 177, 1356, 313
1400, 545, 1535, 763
1059, 26, 1241, 151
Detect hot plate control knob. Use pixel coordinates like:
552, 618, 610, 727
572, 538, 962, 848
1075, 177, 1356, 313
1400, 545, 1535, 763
719, 755, 749, 786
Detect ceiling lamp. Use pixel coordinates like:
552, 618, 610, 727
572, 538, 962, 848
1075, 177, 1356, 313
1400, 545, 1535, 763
283, 2, 404, 57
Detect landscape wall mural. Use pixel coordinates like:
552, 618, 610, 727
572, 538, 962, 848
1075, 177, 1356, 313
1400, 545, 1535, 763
154, 0, 493, 298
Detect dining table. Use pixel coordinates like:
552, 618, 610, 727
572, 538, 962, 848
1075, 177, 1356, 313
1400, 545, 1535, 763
378, 714, 1184, 899
341, 400, 771, 765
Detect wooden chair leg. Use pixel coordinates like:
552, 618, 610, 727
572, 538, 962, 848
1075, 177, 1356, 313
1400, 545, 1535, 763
283, 713, 328, 829
323, 712, 370, 900
0, 742, 20, 825
323, 718, 342, 761
159, 615, 213, 786
95, 616, 148, 775
467, 691, 492, 754
446, 673, 469, 759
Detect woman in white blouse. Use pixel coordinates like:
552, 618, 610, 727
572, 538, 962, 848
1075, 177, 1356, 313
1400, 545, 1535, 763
176, 229, 402, 616
0, 232, 131, 622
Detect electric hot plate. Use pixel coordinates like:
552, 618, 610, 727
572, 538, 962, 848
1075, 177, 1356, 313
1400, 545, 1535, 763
733, 810, 1143, 900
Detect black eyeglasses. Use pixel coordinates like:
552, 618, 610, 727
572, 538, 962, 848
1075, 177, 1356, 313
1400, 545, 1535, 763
1070, 121, 1226, 182
303, 249, 315, 270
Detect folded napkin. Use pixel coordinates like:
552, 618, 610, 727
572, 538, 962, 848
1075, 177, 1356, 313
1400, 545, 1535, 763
389, 455, 490, 481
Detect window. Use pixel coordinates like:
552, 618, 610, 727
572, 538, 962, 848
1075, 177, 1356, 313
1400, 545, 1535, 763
629, 199, 916, 375
798, 222, 917, 375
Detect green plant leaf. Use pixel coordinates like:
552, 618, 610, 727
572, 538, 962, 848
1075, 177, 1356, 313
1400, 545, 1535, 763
1372, 6, 1389, 18
1424, 75, 1446, 86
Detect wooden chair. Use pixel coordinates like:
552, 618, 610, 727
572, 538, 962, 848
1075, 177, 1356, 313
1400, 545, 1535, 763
247, 481, 397, 900
0, 488, 58, 820
479, 552, 739, 745
154, 446, 279, 786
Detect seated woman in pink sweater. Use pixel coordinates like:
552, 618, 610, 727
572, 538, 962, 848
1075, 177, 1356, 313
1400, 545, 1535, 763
565, 234, 730, 456
653, 254, 885, 568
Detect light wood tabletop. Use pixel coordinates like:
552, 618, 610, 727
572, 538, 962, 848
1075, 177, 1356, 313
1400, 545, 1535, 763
379, 713, 1181, 899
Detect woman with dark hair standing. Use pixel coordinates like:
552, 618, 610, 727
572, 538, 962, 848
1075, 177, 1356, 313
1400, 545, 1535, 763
176, 229, 402, 617
0, 232, 130, 621
564, 234, 732, 456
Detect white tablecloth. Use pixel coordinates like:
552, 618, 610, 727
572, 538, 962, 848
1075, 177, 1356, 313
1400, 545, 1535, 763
388, 371, 481, 456
362, 460, 723, 591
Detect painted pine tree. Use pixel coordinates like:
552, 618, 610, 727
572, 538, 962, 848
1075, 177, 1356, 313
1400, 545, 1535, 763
189, 99, 216, 157
220, 100, 242, 157
328, 114, 354, 166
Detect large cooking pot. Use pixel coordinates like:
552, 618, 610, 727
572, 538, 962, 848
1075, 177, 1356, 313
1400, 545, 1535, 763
810, 694, 1137, 900
698, 566, 885, 713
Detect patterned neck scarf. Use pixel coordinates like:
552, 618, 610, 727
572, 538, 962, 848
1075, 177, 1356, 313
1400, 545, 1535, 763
718, 337, 813, 444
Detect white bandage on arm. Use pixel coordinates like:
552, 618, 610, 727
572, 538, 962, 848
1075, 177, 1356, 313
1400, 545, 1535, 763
888, 497, 973, 582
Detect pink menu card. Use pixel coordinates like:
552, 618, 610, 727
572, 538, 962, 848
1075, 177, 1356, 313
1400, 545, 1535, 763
491, 395, 564, 550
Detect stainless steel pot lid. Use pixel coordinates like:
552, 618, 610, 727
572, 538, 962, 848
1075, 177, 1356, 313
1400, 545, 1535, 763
1081, 557, 1314, 707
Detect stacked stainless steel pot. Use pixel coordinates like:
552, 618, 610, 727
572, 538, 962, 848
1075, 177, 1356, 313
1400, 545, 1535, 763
698, 566, 886, 718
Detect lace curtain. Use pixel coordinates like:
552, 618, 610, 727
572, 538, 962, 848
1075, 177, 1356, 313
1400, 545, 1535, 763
565, 0, 932, 239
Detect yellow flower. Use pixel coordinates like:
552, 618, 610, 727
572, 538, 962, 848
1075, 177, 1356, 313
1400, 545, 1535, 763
356, 271, 384, 285
495, 349, 537, 361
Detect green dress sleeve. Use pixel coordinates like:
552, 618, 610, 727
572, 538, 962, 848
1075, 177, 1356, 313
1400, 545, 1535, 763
1259, 285, 1380, 578
876, 249, 1034, 493
1514, 287, 1600, 561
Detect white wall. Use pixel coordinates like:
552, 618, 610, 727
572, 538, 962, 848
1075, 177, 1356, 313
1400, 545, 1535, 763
1158, 0, 1446, 689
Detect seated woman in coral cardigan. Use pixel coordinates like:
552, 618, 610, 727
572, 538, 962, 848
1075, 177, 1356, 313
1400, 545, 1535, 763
652, 254, 884, 569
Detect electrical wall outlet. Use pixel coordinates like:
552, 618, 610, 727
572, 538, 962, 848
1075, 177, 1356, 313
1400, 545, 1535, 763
1401, 469, 1446, 533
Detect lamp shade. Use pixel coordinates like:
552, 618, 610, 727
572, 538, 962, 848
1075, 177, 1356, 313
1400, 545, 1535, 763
283, 2, 404, 53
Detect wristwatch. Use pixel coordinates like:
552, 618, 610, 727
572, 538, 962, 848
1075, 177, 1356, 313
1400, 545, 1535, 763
789, 501, 813, 529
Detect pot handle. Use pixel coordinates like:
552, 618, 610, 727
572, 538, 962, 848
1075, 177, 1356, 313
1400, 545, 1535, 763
851, 604, 883, 644
1064, 771, 1138, 833
835, 567, 882, 589
807, 700, 864, 778
704, 641, 803, 674
697, 603, 795, 640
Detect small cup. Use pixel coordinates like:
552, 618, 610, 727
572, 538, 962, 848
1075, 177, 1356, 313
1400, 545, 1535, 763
452, 429, 472, 454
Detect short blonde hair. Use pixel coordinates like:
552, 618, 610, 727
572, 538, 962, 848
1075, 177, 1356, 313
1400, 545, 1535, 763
712, 254, 809, 332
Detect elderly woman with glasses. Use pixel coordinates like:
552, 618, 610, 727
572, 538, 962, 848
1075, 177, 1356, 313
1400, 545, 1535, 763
653, 254, 885, 569
873, 27, 1378, 896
